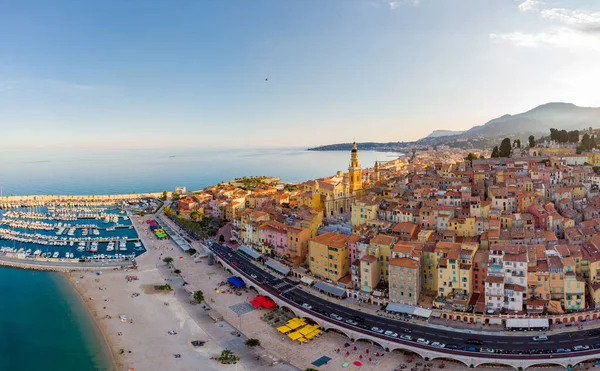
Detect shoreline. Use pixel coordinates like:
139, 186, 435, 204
63, 271, 121, 371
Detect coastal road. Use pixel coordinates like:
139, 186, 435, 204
208, 241, 600, 357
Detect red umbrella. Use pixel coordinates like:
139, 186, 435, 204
337, 348, 340, 353
359, 354, 363, 359
346, 351, 350, 356
354, 346, 357, 351
354, 361, 362, 366
369, 358, 372, 362
366, 349, 369, 354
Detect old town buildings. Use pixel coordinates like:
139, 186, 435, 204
179, 141, 600, 316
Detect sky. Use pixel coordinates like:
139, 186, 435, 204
1, 0, 599, 149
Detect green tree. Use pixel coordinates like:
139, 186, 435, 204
163, 257, 174, 265
218, 350, 239, 364
173, 269, 181, 274
219, 234, 225, 243
187, 248, 197, 255
558, 130, 569, 143
193, 290, 205, 303
491, 146, 500, 158
245, 338, 261, 347
164, 207, 176, 217
568, 130, 580, 143
190, 211, 203, 221
162, 190, 168, 200
592, 135, 597, 149
513, 139, 521, 148
464, 153, 477, 161
479, 155, 485, 159
582, 133, 591, 150
172, 191, 180, 201
499, 138, 512, 157
528, 135, 535, 148
550, 128, 558, 141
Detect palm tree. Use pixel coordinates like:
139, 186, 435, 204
163, 257, 173, 265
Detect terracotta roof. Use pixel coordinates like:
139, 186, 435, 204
389, 257, 420, 269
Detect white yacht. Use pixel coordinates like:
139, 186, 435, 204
106, 242, 115, 251
52, 251, 59, 258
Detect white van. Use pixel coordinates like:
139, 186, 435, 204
532, 335, 548, 341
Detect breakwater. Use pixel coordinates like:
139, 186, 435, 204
1, 192, 168, 209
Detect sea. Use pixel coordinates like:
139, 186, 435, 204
0, 146, 401, 370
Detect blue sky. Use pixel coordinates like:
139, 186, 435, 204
1, 0, 599, 149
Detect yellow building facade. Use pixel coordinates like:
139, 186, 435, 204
308, 232, 350, 282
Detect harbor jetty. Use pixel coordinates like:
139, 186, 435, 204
0, 192, 169, 209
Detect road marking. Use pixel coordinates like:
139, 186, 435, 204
497, 341, 508, 344
452, 337, 462, 340
514, 342, 523, 344
559, 340, 570, 343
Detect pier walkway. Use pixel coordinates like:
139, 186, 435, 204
0, 255, 131, 272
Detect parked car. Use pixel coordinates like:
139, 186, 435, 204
302, 303, 312, 310
329, 313, 343, 321
445, 344, 461, 350
480, 347, 494, 353
371, 327, 384, 334
431, 342, 445, 348
463, 347, 479, 352
345, 319, 358, 326
574, 345, 590, 351
250, 274, 257, 279
594, 343, 600, 349
384, 330, 398, 337
555, 348, 572, 353
416, 338, 430, 345
400, 335, 413, 341
532, 335, 548, 342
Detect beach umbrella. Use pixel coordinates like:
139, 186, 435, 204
346, 351, 350, 356
354, 346, 357, 351
359, 354, 362, 359
342, 362, 349, 368
353, 361, 362, 366
365, 349, 369, 354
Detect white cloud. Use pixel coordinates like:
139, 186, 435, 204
541, 8, 600, 32
491, 2, 600, 50
388, 0, 421, 9
490, 27, 600, 50
518, 0, 542, 13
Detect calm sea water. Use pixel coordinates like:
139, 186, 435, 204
0, 147, 400, 195
0, 268, 114, 371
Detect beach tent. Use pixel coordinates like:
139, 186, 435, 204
286, 321, 304, 330
277, 325, 291, 334
261, 298, 277, 309
227, 276, 245, 287
287, 331, 303, 341
299, 325, 317, 336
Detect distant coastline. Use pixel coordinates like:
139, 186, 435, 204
308, 142, 406, 152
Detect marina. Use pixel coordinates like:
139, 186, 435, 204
0, 203, 147, 263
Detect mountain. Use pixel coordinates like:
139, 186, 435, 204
424, 130, 464, 139
460, 103, 600, 138
308, 102, 600, 151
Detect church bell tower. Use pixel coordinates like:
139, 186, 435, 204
348, 141, 362, 195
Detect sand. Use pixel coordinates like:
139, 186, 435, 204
67, 216, 241, 371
